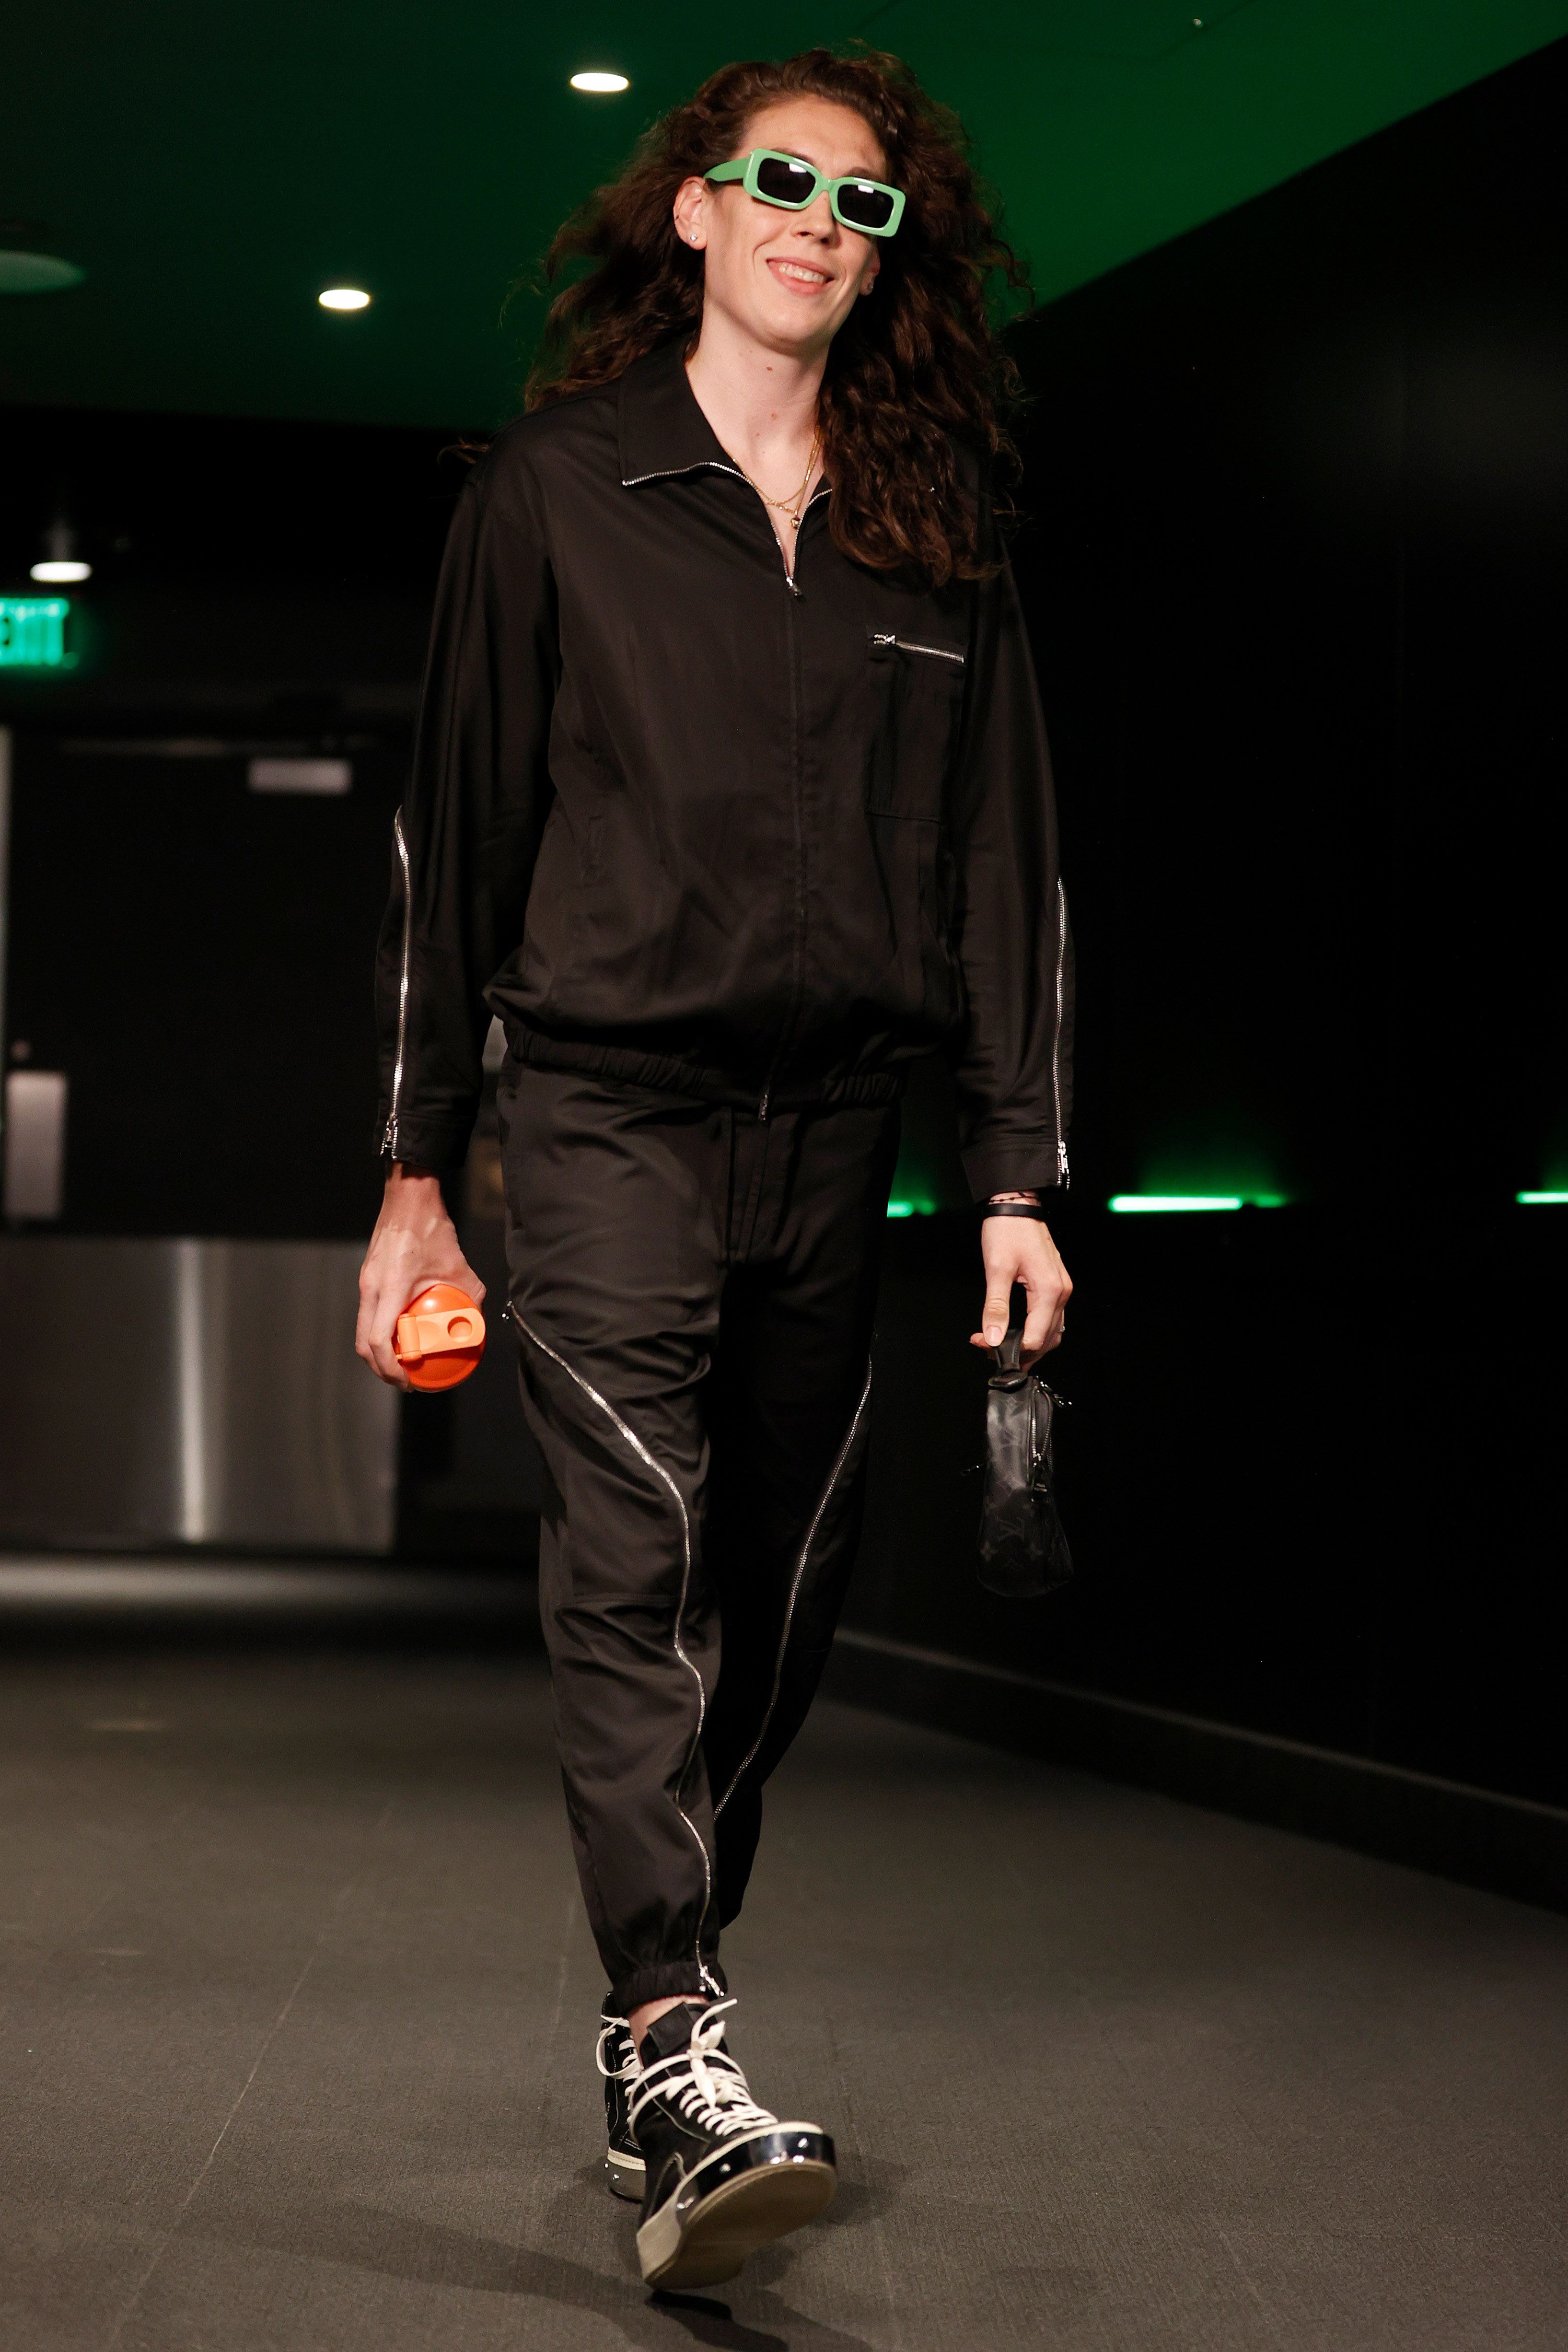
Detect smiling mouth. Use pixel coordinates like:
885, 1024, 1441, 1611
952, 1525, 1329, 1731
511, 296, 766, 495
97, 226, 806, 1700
767, 257, 834, 291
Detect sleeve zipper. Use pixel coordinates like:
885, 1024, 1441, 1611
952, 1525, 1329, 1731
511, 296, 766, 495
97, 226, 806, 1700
383, 807, 412, 1155
1052, 876, 1069, 1188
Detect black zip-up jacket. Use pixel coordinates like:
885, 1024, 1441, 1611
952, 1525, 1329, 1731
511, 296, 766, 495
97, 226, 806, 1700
374, 339, 1073, 1201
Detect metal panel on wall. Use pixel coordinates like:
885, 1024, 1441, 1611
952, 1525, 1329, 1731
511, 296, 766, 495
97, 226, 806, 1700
0, 1237, 397, 1551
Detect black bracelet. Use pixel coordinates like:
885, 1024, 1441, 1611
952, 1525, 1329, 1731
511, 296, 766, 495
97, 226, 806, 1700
979, 1200, 1052, 1221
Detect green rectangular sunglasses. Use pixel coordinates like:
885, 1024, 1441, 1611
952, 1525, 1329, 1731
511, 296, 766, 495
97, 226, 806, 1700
705, 149, 906, 238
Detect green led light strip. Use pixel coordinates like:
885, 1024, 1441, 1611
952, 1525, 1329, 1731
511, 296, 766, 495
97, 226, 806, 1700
888, 1191, 1299, 1217
1111, 1194, 1237, 1212
1517, 1191, 1568, 1205
1108, 1194, 1290, 1213
0, 596, 72, 668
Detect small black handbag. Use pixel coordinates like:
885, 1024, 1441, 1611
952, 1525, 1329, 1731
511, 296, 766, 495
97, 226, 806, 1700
977, 1329, 1074, 1598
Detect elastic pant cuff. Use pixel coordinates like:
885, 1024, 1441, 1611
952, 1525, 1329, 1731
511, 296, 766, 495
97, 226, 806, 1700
609, 1957, 727, 2016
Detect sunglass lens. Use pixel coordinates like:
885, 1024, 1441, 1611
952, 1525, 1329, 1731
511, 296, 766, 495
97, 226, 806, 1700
755, 156, 818, 207
836, 181, 896, 232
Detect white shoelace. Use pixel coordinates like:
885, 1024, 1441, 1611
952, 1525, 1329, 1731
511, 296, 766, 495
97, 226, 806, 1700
596, 2014, 639, 2085
626, 1999, 779, 2141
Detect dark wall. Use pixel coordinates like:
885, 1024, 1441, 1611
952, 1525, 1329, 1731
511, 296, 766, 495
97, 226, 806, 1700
5, 735, 403, 1238
1008, 37, 1568, 1214
1, 409, 464, 1238
846, 41, 1568, 1811
1, 407, 463, 602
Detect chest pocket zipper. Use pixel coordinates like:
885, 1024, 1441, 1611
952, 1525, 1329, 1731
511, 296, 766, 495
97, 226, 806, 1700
865, 628, 967, 821
869, 631, 966, 667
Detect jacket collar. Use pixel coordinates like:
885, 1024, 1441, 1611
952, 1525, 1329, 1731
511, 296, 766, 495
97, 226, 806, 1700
617, 339, 743, 487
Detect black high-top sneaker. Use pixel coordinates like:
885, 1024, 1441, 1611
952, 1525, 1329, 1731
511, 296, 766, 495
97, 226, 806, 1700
628, 1999, 836, 2291
597, 2000, 644, 2200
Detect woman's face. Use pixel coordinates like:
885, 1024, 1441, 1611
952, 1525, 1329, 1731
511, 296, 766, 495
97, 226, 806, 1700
674, 95, 886, 361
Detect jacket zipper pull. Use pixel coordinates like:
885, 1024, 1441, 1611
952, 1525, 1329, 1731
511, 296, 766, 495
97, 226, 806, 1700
757, 1084, 772, 1121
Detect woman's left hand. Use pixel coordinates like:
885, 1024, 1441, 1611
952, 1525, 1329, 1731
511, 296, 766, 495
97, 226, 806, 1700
970, 1210, 1072, 1367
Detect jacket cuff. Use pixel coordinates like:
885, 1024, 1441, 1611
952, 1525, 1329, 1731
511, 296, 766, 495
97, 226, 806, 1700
961, 1140, 1066, 1204
374, 1112, 475, 1172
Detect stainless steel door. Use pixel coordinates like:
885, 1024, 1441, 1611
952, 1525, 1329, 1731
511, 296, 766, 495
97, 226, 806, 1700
0, 1236, 397, 1550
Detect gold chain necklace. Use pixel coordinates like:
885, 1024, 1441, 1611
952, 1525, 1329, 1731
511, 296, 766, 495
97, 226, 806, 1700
732, 425, 824, 530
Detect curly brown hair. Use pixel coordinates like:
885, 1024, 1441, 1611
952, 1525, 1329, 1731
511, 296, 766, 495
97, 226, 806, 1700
526, 48, 1030, 586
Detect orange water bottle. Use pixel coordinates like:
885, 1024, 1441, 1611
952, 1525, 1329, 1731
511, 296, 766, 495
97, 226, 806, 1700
393, 1284, 487, 1391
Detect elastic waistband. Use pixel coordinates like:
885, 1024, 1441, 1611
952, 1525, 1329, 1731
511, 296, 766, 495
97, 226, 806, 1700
506, 1025, 906, 1110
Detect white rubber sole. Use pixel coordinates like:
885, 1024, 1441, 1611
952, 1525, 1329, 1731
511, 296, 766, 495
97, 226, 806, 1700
606, 2142, 645, 2201
637, 2131, 836, 2291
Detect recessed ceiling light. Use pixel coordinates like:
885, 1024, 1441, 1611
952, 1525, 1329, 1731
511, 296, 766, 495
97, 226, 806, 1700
570, 70, 629, 93
318, 286, 371, 311
0, 251, 84, 295
31, 519, 91, 582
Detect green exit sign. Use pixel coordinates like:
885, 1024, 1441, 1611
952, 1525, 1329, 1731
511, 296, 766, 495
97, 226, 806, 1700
0, 596, 73, 668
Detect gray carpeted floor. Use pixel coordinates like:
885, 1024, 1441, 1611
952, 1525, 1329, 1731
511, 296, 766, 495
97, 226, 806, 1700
2, 1645, 1565, 2351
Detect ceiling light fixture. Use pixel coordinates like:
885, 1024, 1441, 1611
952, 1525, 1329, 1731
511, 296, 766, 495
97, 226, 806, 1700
570, 70, 629, 93
30, 518, 91, 585
318, 286, 371, 311
0, 250, 84, 294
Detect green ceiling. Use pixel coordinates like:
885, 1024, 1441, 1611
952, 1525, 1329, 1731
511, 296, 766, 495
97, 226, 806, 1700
4, 1, 1566, 429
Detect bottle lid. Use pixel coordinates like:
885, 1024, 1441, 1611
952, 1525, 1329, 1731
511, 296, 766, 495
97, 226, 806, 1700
393, 1283, 487, 1390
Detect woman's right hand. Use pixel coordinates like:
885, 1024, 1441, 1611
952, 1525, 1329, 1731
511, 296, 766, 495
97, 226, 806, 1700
355, 1163, 487, 1389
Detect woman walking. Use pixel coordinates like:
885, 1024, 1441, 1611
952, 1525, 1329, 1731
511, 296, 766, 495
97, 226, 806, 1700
356, 46, 1072, 2291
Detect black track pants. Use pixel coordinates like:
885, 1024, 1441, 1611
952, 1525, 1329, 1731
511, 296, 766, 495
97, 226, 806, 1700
498, 1064, 899, 2014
